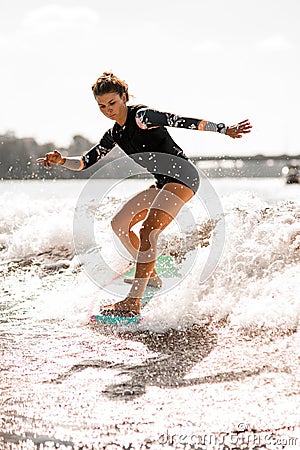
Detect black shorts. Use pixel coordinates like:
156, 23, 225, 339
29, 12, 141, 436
154, 159, 200, 194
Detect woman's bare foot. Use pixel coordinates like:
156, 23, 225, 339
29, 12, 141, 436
100, 296, 141, 317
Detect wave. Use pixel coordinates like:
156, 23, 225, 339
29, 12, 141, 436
1, 187, 299, 336
143, 192, 300, 334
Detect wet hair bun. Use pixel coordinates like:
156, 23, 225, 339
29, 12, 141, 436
100, 71, 114, 79
92, 72, 129, 102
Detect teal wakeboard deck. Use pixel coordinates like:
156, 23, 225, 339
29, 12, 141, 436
89, 254, 180, 325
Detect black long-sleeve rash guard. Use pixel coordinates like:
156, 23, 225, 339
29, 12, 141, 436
81, 105, 226, 192
82, 105, 227, 170
135, 107, 227, 133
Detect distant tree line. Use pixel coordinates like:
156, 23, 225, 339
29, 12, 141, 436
2, 131, 298, 180
0, 132, 147, 180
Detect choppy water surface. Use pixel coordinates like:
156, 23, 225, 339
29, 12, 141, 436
1, 178, 299, 449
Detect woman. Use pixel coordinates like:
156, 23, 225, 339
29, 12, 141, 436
37, 72, 251, 319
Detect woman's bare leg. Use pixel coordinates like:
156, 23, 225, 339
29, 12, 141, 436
111, 185, 162, 282
102, 183, 195, 316
111, 186, 159, 257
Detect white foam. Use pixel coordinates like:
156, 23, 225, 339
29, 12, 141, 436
0, 192, 74, 260
1, 181, 300, 337
139, 192, 300, 334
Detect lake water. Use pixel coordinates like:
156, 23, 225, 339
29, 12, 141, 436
0, 177, 299, 449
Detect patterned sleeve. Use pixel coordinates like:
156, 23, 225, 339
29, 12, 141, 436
135, 107, 227, 134
82, 129, 115, 170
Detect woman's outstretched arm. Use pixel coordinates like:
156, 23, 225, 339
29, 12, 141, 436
36, 129, 116, 170
135, 107, 252, 138
36, 151, 85, 170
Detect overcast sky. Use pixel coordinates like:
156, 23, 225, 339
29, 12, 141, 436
1, 0, 300, 156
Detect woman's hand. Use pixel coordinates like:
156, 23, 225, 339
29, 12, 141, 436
36, 150, 65, 168
226, 119, 252, 139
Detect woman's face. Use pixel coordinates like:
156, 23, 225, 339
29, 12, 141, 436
95, 91, 127, 124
